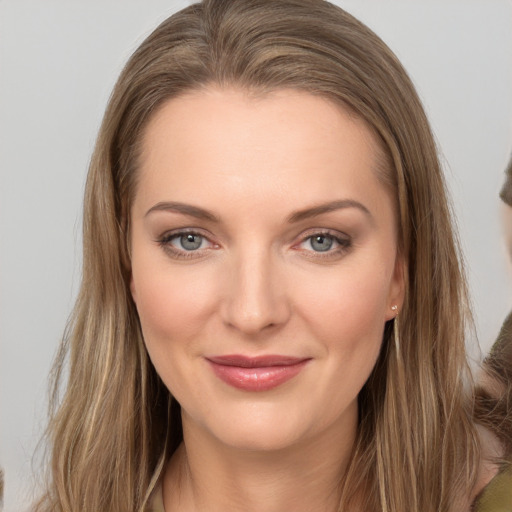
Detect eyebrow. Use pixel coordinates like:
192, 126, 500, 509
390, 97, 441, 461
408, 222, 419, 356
287, 199, 372, 223
145, 199, 371, 223
145, 201, 219, 222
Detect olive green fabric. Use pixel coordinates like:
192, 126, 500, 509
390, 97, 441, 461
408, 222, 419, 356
148, 467, 512, 511
473, 464, 512, 512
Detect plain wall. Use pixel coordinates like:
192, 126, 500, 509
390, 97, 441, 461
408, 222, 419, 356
1, 1, 511, 510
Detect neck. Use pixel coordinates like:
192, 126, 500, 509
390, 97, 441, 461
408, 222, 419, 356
163, 410, 358, 512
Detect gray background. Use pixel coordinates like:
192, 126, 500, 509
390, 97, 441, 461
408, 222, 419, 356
1, 1, 511, 510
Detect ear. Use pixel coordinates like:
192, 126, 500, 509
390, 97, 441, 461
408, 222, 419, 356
385, 252, 406, 320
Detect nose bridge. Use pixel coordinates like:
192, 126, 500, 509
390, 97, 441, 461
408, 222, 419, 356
222, 242, 289, 334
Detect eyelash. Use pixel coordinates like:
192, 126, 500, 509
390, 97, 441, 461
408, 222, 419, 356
156, 229, 352, 260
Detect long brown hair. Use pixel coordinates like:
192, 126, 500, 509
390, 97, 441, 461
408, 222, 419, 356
500, 154, 512, 206
475, 312, 512, 460
35, 1, 479, 510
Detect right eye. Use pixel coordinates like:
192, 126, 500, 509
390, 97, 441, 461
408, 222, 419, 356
158, 230, 217, 259
170, 233, 208, 251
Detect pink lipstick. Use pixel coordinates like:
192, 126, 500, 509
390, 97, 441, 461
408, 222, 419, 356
206, 355, 310, 391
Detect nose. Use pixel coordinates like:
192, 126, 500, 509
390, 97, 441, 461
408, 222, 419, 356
221, 247, 291, 336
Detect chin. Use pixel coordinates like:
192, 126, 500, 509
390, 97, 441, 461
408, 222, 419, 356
186, 402, 316, 453
212, 423, 306, 453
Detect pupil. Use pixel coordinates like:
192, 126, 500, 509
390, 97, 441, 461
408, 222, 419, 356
181, 234, 202, 250
312, 235, 333, 252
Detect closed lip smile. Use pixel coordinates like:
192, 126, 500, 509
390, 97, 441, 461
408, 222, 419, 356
206, 354, 311, 391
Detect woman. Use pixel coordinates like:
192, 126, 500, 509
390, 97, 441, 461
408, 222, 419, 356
34, 0, 510, 511
471, 155, 512, 510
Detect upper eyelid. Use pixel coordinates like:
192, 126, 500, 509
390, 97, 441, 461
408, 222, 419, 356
295, 228, 350, 243
297, 235, 349, 249
157, 230, 218, 253
159, 227, 213, 241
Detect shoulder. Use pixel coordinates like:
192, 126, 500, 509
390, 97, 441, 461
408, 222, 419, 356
472, 463, 512, 512
471, 424, 511, 511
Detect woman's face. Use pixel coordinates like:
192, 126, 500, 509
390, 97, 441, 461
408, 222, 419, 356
130, 87, 404, 451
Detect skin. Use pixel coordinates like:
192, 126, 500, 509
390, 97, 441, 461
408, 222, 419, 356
130, 87, 404, 512
501, 202, 512, 262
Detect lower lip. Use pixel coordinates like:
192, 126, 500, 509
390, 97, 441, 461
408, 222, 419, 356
207, 360, 309, 392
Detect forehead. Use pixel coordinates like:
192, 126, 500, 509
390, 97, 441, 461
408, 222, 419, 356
134, 87, 393, 222
142, 86, 377, 148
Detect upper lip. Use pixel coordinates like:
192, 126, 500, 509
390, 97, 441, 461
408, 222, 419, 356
206, 355, 310, 368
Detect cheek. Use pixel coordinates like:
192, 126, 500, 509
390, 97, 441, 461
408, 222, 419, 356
131, 261, 222, 401
291, 258, 392, 355
131, 261, 219, 353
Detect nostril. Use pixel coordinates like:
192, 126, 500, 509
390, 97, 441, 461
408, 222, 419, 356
222, 291, 291, 335
225, 310, 279, 335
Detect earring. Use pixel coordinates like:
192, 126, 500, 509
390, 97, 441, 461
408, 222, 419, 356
393, 311, 401, 355
391, 305, 398, 314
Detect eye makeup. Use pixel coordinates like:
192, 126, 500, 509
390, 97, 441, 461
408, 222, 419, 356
156, 226, 353, 262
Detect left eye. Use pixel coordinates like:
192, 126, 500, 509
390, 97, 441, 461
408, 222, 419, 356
306, 234, 335, 252
299, 233, 349, 253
